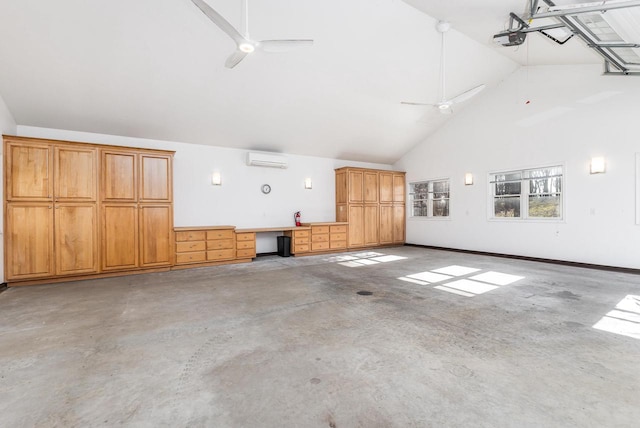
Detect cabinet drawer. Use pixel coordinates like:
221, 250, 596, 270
330, 233, 347, 242
207, 239, 234, 250
207, 230, 234, 240
236, 232, 255, 241
176, 231, 205, 241
294, 244, 310, 253
207, 249, 235, 261
236, 249, 256, 258
237, 240, 255, 250
311, 226, 330, 234
176, 241, 205, 253
311, 233, 329, 243
330, 225, 347, 233
294, 237, 309, 245
330, 240, 347, 249
312, 242, 330, 251
294, 230, 309, 238
176, 252, 206, 264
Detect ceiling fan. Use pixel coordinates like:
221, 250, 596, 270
190, 0, 314, 69
402, 21, 485, 114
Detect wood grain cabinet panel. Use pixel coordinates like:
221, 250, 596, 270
6, 203, 54, 280
139, 155, 172, 202
235, 232, 256, 258
348, 170, 363, 203
5, 142, 52, 201
335, 171, 347, 204
102, 204, 138, 271
176, 231, 205, 242
55, 146, 97, 201
364, 171, 379, 203
336, 167, 405, 249
55, 203, 98, 275
379, 205, 394, 245
139, 205, 172, 267
102, 151, 136, 202
176, 241, 205, 252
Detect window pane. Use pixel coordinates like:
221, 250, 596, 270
494, 197, 521, 217
411, 182, 429, 200
495, 181, 521, 196
433, 199, 449, 217
529, 195, 561, 217
495, 172, 522, 182
530, 176, 561, 194
432, 181, 449, 194
412, 200, 428, 217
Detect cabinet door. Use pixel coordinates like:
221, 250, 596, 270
55, 203, 98, 275
102, 151, 137, 202
348, 205, 364, 248
364, 205, 379, 246
393, 204, 406, 243
379, 172, 394, 204
379, 205, 393, 245
348, 170, 363, 203
335, 170, 347, 205
6, 203, 54, 280
5, 142, 52, 201
393, 174, 405, 203
55, 146, 97, 201
139, 204, 172, 267
364, 171, 378, 203
139, 154, 172, 202
102, 204, 138, 270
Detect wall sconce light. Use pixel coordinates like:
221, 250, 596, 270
464, 173, 474, 185
590, 157, 606, 174
304, 178, 313, 189
211, 172, 222, 186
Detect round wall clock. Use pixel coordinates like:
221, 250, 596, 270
261, 184, 272, 194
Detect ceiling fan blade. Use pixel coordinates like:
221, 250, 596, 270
258, 39, 314, 53
449, 84, 486, 105
191, 0, 245, 45
401, 101, 435, 106
225, 50, 249, 68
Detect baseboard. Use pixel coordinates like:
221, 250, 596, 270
256, 252, 279, 257
0, 282, 7, 293
404, 244, 640, 275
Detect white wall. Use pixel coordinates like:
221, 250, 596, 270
17, 126, 391, 252
395, 64, 640, 269
0, 93, 17, 283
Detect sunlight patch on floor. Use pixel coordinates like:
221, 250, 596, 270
333, 252, 407, 267
397, 265, 524, 297
593, 295, 640, 340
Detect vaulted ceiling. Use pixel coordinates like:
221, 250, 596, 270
0, 1, 635, 163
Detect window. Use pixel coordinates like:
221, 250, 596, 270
410, 179, 450, 218
491, 166, 563, 220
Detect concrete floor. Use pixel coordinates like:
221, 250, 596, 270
1, 246, 639, 427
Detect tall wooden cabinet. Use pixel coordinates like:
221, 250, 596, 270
336, 167, 405, 249
4, 136, 174, 285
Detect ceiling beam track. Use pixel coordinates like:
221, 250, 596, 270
534, 0, 640, 19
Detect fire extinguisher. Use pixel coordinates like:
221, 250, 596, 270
294, 211, 301, 227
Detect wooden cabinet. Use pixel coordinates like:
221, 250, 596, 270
55, 146, 97, 201
102, 204, 138, 271
288, 223, 348, 255
174, 227, 239, 267
5, 203, 54, 280
140, 205, 173, 267
335, 167, 405, 249
235, 232, 256, 259
5, 142, 52, 201
55, 203, 98, 275
4, 136, 174, 285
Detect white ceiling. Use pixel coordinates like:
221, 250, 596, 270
0, 0, 633, 163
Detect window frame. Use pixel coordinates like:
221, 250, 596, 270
488, 164, 565, 222
409, 178, 451, 220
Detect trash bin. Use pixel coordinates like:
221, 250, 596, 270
277, 235, 291, 257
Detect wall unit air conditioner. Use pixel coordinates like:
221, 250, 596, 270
246, 152, 288, 169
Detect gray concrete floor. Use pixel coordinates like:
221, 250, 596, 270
1, 246, 639, 427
